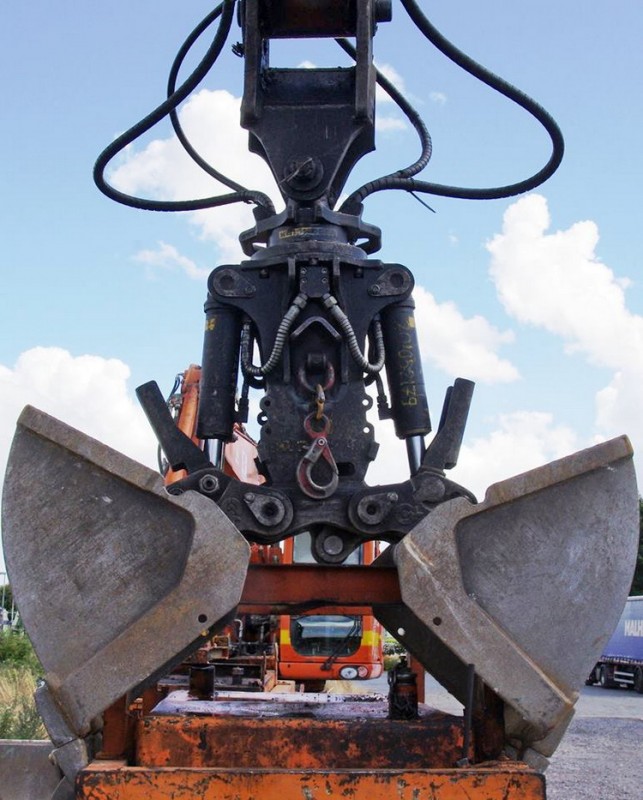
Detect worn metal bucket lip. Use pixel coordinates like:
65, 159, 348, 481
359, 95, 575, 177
478, 434, 633, 505
0, 738, 63, 800
2, 406, 251, 737
394, 436, 638, 757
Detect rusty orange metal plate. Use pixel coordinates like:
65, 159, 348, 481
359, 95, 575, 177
239, 564, 402, 613
135, 709, 465, 770
78, 762, 545, 799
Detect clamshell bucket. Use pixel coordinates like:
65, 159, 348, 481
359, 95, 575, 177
389, 436, 638, 763
1, 405, 638, 772
1, 406, 250, 738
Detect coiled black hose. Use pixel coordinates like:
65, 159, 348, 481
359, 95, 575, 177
93, 0, 273, 215
335, 37, 433, 181
340, 0, 564, 213
166, 5, 274, 212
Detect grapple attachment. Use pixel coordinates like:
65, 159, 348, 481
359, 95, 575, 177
390, 436, 638, 763
1, 405, 638, 775
1, 406, 250, 739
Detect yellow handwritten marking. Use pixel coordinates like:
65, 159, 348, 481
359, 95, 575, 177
279, 227, 313, 239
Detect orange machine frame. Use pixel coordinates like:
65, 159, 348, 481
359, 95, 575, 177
89, 559, 544, 800
278, 538, 384, 684
87, 365, 545, 799
164, 364, 264, 486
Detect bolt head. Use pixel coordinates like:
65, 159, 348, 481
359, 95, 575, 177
283, 156, 324, 190
198, 474, 219, 494
321, 534, 344, 556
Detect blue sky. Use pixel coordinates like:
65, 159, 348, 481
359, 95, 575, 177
2, 1, 643, 572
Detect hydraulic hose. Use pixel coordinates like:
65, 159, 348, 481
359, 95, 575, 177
340, 0, 564, 212
93, 0, 273, 214
166, 6, 275, 212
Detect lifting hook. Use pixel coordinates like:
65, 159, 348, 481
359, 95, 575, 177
296, 413, 340, 499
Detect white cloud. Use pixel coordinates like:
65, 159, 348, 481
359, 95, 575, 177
451, 411, 578, 498
375, 62, 406, 104
414, 285, 520, 384
365, 406, 578, 500
364, 422, 409, 487
110, 89, 279, 262
375, 116, 407, 133
429, 91, 447, 105
364, 284, 522, 490
134, 241, 209, 281
488, 194, 643, 369
594, 366, 643, 452
374, 62, 415, 134
0, 347, 157, 475
487, 193, 643, 454
0, 347, 159, 573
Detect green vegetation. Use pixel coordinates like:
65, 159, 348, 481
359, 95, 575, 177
1, 582, 14, 614
0, 665, 46, 739
383, 630, 405, 671
0, 629, 41, 673
0, 595, 46, 739
383, 654, 402, 672
383, 631, 404, 654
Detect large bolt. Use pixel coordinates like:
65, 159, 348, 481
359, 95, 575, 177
321, 534, 344, 556
283, 156, 324, 190
356, 492, 397, 525
420, 476, 446, 502
198, 474, 219, 495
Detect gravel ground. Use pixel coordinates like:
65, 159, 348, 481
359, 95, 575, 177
544, 684, 643, 800
546, 716, 643, 800
363, 675, 643, 799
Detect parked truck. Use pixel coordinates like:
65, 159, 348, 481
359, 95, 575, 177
587, 596, 643, 692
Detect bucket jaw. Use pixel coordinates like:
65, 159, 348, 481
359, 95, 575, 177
1, 406, 250, 744
1, 405, 639, 776
389, 436, 638, 765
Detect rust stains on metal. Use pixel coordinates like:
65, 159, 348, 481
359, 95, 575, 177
77, 763, 546, 799
135, 707, 465, 770
239, 564, 402, 614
